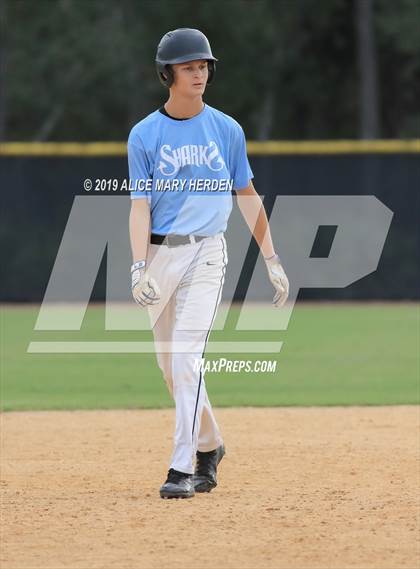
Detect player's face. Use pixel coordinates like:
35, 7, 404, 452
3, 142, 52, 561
171, 60, 209, 97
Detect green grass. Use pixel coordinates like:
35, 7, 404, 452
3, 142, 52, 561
1, 303, 419, 411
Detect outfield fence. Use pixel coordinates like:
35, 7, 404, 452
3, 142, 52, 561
2, 140, 419, 301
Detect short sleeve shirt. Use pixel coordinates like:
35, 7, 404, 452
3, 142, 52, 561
127, 104, 253, 236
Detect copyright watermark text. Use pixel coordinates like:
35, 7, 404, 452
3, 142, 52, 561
83, 178, 234, 192
83, 178, 152, 192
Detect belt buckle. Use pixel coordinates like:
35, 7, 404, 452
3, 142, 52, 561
166, 234, 182, 248
165, 234, 201, 247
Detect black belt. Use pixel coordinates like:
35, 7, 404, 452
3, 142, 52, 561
150, 233, 208, 247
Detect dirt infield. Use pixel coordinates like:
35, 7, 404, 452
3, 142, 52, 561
1, 407, 419, 569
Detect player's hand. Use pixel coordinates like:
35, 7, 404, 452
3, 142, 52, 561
131, 260, 161, 307
264, 254, 289, 307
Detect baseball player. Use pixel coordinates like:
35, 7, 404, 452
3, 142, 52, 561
128, 28, 289, 499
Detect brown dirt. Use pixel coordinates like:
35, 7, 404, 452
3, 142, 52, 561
1, 407, 419, 569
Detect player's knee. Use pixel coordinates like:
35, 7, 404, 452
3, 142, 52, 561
156, 358, 174, 392
161, 368, 173, 389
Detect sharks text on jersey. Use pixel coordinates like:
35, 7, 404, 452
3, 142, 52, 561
157, 141, 226, 176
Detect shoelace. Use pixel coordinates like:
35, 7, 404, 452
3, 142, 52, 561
195, 452, 215, 476
166, 469, 190, 484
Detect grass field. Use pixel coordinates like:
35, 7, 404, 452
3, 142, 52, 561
1, 302, 418, 411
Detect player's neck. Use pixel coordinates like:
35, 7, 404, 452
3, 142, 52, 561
164, 95, 204, 120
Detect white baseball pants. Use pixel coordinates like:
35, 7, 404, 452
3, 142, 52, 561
146, 233, 226, 474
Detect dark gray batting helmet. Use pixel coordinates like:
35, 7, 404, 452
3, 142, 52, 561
155, 28, 218, 87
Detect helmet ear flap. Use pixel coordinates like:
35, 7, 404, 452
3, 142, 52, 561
207, 60, 216, 85
156, 64, 174, 87
164, 65, 174, 87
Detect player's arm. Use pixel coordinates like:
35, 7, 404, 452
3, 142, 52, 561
235, 180, 275, 259
127, 136, 160, 307
236, 181, 289, 307
129, 198, 151, 263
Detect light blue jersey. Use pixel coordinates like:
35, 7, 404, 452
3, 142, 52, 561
128, 104, 253, 236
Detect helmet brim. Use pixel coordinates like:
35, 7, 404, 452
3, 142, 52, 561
156, 53, 218, 65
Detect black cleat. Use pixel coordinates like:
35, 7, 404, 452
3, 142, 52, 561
194, 444, 225, 493
159, 468, 195, 499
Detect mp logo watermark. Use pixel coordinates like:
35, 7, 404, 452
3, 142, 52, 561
27, 195, 393, 354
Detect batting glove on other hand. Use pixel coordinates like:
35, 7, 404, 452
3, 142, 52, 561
131, 260, 161, 307
264, 254, 289, 308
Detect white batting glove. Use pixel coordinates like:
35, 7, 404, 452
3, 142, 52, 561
131, 260, 161, 307
264, 254, 289, 307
